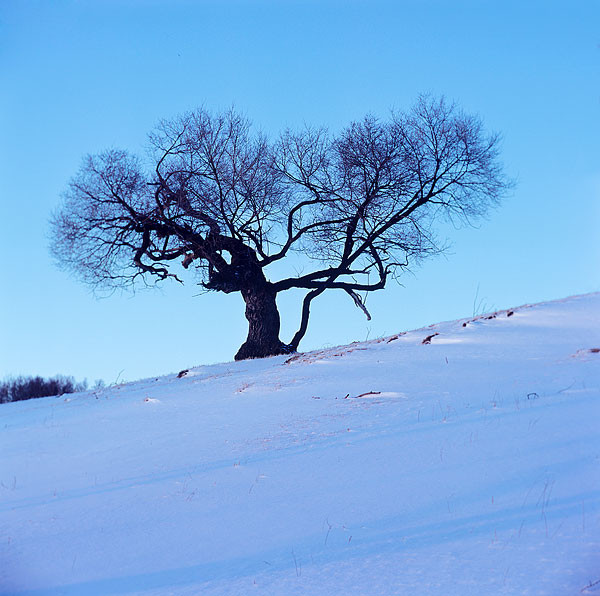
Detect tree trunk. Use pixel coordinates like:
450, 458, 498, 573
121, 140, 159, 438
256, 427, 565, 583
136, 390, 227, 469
235, 285, 292, 360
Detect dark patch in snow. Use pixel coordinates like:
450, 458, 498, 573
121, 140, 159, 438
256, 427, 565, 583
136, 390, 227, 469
422, 333, 439, 344
572, 348, 600, 359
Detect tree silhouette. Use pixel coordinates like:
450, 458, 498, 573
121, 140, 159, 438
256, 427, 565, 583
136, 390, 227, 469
50, 96, 509, 360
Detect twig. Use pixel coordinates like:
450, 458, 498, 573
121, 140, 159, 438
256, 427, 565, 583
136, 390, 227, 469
324, 519, 333, 545
581, 578, 600, 593
354, 391, 381, 398
292, 549, 301, 577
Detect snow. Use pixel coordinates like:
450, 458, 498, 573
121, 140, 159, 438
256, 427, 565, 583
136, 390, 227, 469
1, 293, 599, 595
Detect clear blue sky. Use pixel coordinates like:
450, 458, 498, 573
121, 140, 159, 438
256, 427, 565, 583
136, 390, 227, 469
1, 0, 598, 384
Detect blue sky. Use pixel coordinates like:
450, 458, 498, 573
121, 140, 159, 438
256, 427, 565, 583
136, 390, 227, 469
1, 0, 598, 384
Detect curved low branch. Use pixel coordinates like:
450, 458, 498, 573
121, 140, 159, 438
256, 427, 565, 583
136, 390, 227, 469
288, 287, 327, 350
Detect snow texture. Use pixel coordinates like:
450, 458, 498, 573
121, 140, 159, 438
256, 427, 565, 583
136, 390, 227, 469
1, 293, 599, 595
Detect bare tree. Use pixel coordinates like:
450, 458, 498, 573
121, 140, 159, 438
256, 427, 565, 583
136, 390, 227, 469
50, 97, 510, 360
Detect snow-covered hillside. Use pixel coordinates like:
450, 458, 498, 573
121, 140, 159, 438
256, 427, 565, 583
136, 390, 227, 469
2, 294, 599, 596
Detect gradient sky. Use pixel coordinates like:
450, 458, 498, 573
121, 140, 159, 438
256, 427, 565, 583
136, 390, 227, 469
1, 0, 599, 384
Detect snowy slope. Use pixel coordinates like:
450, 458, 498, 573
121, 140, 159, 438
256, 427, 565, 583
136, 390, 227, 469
1, 294, 599, 596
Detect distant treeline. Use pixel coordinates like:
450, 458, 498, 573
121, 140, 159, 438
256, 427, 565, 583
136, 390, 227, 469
0, 375, 91, 404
